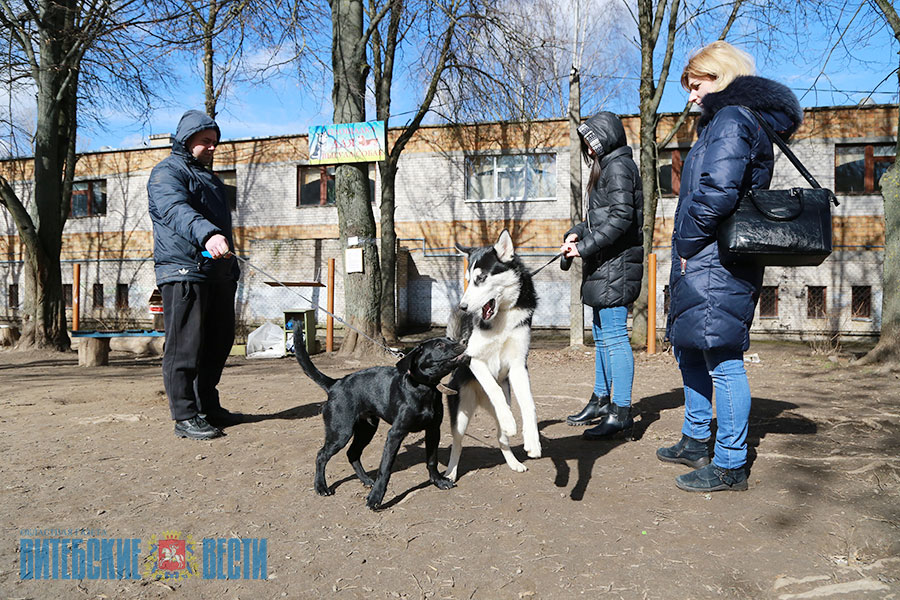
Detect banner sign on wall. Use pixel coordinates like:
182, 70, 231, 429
308, 121, 386, 165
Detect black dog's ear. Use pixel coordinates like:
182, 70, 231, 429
395, 346, 420, 374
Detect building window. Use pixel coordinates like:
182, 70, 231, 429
657, 149, 683, 197
8, 283, 19, 310
115, 284, 129, 310
662, 285, 670, 315
297, 164, 376, 206
63, 284, 73, 308
465, 153, 556, 202
835, 143, 895, 194
216, 170, 237, 211
92, 283, 104, 310
851, 285, 872, 319
807, 285, 826, 319
759, 286, 778, 318
71, 180, 107, 218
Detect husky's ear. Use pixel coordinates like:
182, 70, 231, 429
454, 242, 473, 255
395, 345, 421, 375
494, 229, 515, 262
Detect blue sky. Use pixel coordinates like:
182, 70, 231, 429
67, 5, 900, 152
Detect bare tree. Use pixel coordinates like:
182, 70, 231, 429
329, 0, 392, 355
626, 0, 744, 349
0, 0, 156, 350
149, 0, 309, 119
858, 0, 899, 365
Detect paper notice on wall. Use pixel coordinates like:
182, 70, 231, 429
345, 247, 364, 273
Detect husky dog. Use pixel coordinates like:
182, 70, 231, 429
444, 229, 541, 480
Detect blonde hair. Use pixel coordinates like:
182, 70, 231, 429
681, 41, 755, 93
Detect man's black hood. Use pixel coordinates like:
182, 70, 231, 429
172, 110, 220, 158
697, 75, 803, 140
577, 111, 627, 159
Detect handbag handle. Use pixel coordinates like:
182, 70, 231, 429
743, 107, 839, 206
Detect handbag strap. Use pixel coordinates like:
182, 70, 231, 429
742, 107, 821, 190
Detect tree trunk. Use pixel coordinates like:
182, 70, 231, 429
859, 160, 900, 364
379, 161, 399, 343
203, 1, 220, 118
860, 0, 900, 365
568, 66, 584, 347
631, 110, 659, 351
331, 0, 384, 356
18, 0, 79, 351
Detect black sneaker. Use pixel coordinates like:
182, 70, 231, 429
174, 416, 223, 440
675, 463, 748, 492
201, 408, 243, 428
656, 434, 710, 468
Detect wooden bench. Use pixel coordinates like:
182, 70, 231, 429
72, 330, 165, 366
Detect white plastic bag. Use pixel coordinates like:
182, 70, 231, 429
246, 321, 285, 358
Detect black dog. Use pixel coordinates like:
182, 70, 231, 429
293, 328, 468, 510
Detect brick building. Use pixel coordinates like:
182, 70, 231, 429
0, 104, 894, 341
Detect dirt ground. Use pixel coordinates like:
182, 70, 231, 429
1, 335, 898, 600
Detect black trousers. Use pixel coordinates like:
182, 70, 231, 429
160, 280, 236, 421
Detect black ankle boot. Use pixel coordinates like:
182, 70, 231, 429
566, 393, 611, 426
656, 434, 710, 468
582, 404, 633, 440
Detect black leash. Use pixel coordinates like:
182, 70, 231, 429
530, 252, 565, 276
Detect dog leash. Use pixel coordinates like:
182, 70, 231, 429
530, 252, 564, 276
202, 251, 405, 358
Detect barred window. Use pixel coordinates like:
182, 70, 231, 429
835, 144, 894, 194
851, 285, 872, 319
215, 169, 238, 211
116, 284, 129, 310
807, 286, 827, 318
71, 180, 107, 218
759, 286, 778, 318
657, 149, 684, 197
8, 284, 18, 310
63, 284, 73, 308
465, 153, 556, 202
93, 283, 104, 310
297, 164, 375, 206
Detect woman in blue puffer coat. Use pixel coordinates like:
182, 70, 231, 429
658, 42, 803, 492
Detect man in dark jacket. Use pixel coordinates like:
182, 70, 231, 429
148, 110, 241, 440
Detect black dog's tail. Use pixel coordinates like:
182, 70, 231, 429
293, 326, 336, 392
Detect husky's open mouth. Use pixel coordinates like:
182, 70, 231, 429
481, 299, 496, 321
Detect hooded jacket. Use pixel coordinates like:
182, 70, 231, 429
147, 110, 239, 285
666, 76, 803, 351
566, 112, 644, 308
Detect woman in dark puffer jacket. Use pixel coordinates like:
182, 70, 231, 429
560, 112, 643, 440
658, 41, 803, 492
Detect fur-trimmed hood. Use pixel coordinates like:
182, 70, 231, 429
698, 75, 802, 140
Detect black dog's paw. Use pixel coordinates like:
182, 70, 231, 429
365, 490, 385, 510
358, 475, 375, 488
315, 485, 334, 497
432, 476, 456, 490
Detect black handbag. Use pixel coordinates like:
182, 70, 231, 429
717, 108, 839, 267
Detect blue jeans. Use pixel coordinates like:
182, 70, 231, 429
674, 346, 752, 469
592, 306, 634, 408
